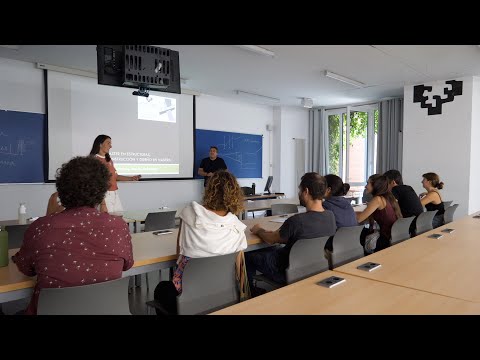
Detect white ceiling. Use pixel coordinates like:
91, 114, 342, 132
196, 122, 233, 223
1, 45, 480, 108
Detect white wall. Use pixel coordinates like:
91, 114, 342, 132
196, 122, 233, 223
279, 107, 309, 198
123, 102, 308, 213
0, 58, 279, 219
0, 58, 44, 113
272, 107, 282, 193
403, 76, 473, 217
0, 57, 312, 220
0, 58, 54, 219
469, 77, 480, 214
196, 95, 273, 190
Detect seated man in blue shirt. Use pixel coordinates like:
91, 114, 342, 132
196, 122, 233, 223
245, 172, 336, 295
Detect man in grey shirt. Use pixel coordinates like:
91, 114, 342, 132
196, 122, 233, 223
245, 172, 336, 294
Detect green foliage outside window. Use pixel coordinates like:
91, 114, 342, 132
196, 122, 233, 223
328, 110, 378, 176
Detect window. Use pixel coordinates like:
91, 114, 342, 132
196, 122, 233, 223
325, 104, 379, 195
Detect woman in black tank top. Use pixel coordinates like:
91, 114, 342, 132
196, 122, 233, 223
419, 172, 445, 229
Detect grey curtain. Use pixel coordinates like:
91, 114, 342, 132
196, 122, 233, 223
307, 108, 327, 174
377, 98, 403, 174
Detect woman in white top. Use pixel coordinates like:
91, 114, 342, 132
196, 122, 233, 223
89, 135, 141, 212
153, 170, 248, 315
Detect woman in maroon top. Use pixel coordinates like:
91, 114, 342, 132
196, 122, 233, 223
356, 174, 402, 252
13, 156, 134, 315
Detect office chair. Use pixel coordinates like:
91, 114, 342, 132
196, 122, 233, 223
37, 277, 131, 315
328, 225, 365, 269
254, 236, 331, 290
146, 252, 239, 315
390, 216, 415, 245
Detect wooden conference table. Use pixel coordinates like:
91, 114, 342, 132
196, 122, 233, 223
242, 198, 300, 220
0, 208, 173, 235
111, 208, 179, 233
334, 212, 480, 303
214, 211, 480, 314
0, 203, 367, 304
0, 214, 291, 304
0, 214, 136, 228
212, 270, 480, 315
244, 193, 285, 201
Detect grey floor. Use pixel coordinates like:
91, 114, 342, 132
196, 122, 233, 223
129, 270, 170, 315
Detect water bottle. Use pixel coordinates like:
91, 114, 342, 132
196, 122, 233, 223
0, 226, 8, 267
18, 203, 27, 225
252, 183, 256, 195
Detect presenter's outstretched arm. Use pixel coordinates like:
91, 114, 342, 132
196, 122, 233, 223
117, 175, 142, 181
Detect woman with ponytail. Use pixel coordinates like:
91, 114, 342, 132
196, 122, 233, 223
323, 174, 358, 252
323, 174, 357, 229
419, 172, 445, 228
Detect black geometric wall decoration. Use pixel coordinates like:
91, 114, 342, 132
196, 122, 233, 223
413, 80, 463, 115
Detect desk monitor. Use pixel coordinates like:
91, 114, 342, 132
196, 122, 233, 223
264, 176, 273, 194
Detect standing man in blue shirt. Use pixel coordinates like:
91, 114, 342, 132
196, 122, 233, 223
198, 146, 228, 187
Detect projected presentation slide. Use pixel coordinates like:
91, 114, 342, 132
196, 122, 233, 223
47, 72, 194, 180
138, 95, 177, 123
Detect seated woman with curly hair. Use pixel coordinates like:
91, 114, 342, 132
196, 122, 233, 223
153, 170, 248, 315
13, 156, 134, 315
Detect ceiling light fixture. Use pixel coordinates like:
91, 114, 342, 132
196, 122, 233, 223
235, 90, 280, 103
236, 45, 275, 57
324, 70, 365, 88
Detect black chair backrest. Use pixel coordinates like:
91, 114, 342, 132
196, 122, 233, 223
286, 236, 330, 284
416, 210, 438, 235
144, 211, 176, 232
330, 225, 365, 269
5, 224, 30, 249
444, 204, 459, 224
391, 216, 415, 245
37, 277, 131, 315
177, 252, 239, 315
443, 201, 453, 209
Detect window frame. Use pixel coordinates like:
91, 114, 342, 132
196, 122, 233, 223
324, 103, 379, 187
